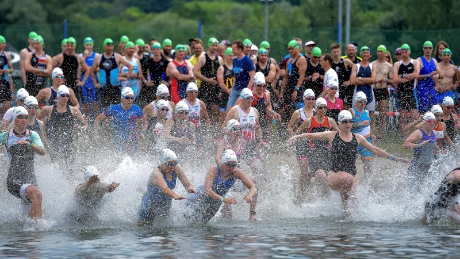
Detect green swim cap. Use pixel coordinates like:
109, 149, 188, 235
135, 38, 145, 46
442, 48, 452, 56
152, 42, 161, 49
225, 47, 233, 56
28, 31, 38, 40
288, 40, 299, 49
208, 37, 218, 47
360, 46, 371, 55
175, 44, 186, 52
103, 38, 114, 47
258, 48, 268, 55
260, 41, 270, 49
243, 38, 252, 46
377, 45, 387, 52
84, 37, 93, 45
423, 41, 433, 48
125, 41, 135, 48
67, 37, 76, 46
163, 39, 172, 47
36, 35, 44, 45
401, 43, 411, 52
312, 47, 322, 57
0, 36, 5, 44
120, 35, 129, 43
61, 38, 67, 46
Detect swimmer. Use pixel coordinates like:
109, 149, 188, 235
141, 99, 170, 153
434, 48, 457, 104
1, 88, 29, 132
35, 67, 80, 108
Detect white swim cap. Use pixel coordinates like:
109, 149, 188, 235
251, 45, 258, 51
240, 88, 254, 99
121, 87, 134, 97
303, 89, 315, 99
431, 105, 443, 114
175, 101, 189, 112
222, 149, 238, 163
442, 96, 454, 106
52, 67, 63, 78
16, 88, 29, 100
315, 97, 327, 107
326, 77, 339, 88
355, 91, 367, 102
155, 99, 168, 109
57, 85, 70, 96
13, 106, 28, 120
254, 72, 265, 85
186, 82, 198, 92
423, 112, 436, 121
83, 166, 99, 181
226, 119, 240, 131
156, 84, 170, 95
161, 148, 177, 163
24, 96, 38, 106
338, 110, 353, 122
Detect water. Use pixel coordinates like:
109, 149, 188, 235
1, 142, 460, 257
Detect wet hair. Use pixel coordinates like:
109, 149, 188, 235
435, 41, 449, 56
330, 43, 340, 50
233, 40, 243, 51
322, 53, 333, 64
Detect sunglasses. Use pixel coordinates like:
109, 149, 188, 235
159, 95, 170, 99
316, 106, 327, 110
26, 105, 39, 110
177, 110, 189, 114
18, 99, 26, 102
105, 43, 114, 46
16, 115, 28, 120
255, 84, 265, 88
160, 108, 169, 112
357, 100, 367, 103
166, 161, 178, 167
341, 119, 353, 124
60, 94, 70, 98
123, 96, 135, 100
242, 96, 254, 100
425, 119, 436, 123
231, 127, 241, 132
385, 56, 390, 59
265, 48, 270, 51
304, 97, 315, 101
188, 91, 198, 94
424, 47, 433, 50
288, 47, 295, 51
329, 87, 338, 90
225, 162, 238, 167
53, 75, 65, 79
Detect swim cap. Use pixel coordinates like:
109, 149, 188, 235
83, 166, 99, 181
120, 35, 129, 43
243, 39, 252, 46
58, 85, 70, 96
222, 149, 238, 163
315, 97, 327, 107
288, 40, 299, 49
175, 101, 189, 112
0, 36, 5, 44
312, 47, 322, 57
28, 31, 38, 40
24, 96, 38, 106
175, 44, 186, 52
254, 72, 265, 85
400, 44, 410, 52
61, 38, 67, 46
13, 107, 28, 120
377, 45, 387, 52
155, 99, 168, 109
121, 87, 134, 97
442, 48, 452, 56
16, 88, 29, 100
84, 37, 93, 45
395, 48, 402, 54
125, 41, 135, 48
226, 119, 240, 131
162, 39, 172, 47
423, 112, 436, 122
326, 77, 339, 88
303, 89, 315, 99
33, 36, 44, 45
152, 42, 161, 49
135, 38, 145, 46
442, 96, 454, 106
338, 110, 353, 123
260, 41, 270, 49
360, 46, 371, 55
225, 47, 233, 56
208, 37, 219, 47
161, 148, 177, 163
431, 105, 443, 114
186, 82, 198, 92
251, 45, 258, 51
156, 84, 170, 95
423, 41, 433, 48
258, 48, 268, 55
67, 37, 76, 46
103, 38, 114, 47
240, 88, 254, 99
52, 67, 63, 78
355, 91, 367, 101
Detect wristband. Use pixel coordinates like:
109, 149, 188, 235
30, 142, 34, 148
295, 86, 299, 91
308, 76, 312, 80
41, 68, 45, 73
358, 122, 361, 127
221, 195, 225, 202
417, 143, 421, 148
141, 130, 146, 135
391, 156, 396, 161
385, 78, 388, 83
143, 79, 147, 83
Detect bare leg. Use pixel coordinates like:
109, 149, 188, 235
327, 171, 355, 209
83, 103, 90, 118
24, 185, 42, 219
298, 158, 310, 195
378, 99, 389, 138
315, 169, 329, 196
399, 109, 409, 137
93, 101, 100, 116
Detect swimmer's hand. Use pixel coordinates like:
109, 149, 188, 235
187, 186, 197, 193
287, 135, 300, 145
396, 157, 410, 163
16, 140, 30, 146
179, 137, 193, 145
224, 197, 237, 204
243, 194, 253, 204
95, 83, 101, 89
108, 182, 120, 192
173, 194, 186, 200
418, 140, 430, 147
88, 174, 99, 184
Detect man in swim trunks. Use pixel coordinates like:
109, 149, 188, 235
435, 48, 458, 105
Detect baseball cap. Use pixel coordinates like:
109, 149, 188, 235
395, 48, 402, 54
251, 45, 258, 51
305, 40, 316, 46
220, 39, 231, 45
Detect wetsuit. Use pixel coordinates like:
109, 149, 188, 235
333, 58, 352, 105
140, 56, 169, 107
397, 60, 417, 111
0, 51, 11, 102
170, 60, 189, 104
139, 167, 177, 223
417, 56, 437, 113
307, 116, 332, 173
330, 132, 358, 176
99, 53, 120, 108
185, 164, 236, 222
25, 52, 47, 97
199, 53, 220, 106
46, 105, 75, 165
351, 108, 373, 161
407, 129, 436, 190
